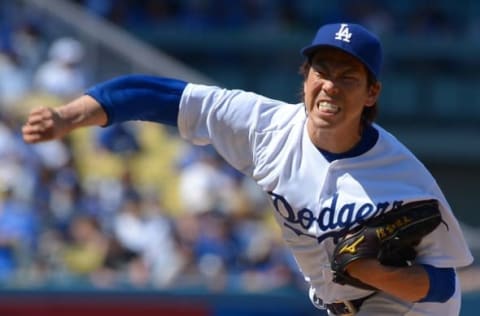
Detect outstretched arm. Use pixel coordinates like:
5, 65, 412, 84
22, 75, 187, 144
23, 95, 107, 143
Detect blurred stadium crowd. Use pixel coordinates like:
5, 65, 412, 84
73, 0, 480, 39
0, 0, 478, 293
0, 0, 305, 292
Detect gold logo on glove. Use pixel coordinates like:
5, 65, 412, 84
339, 235, 365, 254
375, 216, 413, 240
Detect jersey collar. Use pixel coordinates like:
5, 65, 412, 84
319, 124, 379, 162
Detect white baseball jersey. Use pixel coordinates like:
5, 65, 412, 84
177, 83, 473, 309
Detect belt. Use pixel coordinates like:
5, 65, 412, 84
323, 293, 376, 316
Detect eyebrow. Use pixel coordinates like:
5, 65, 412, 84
312, 60, 362, 75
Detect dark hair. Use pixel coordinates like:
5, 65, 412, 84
299, 60, 378, 125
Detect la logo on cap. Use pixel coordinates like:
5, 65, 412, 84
335, 24, 352, 43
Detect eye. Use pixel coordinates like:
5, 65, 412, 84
313, 68, 326, 78
341, 75, 359, 83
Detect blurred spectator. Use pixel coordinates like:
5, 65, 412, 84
83, 169, 139, 224
348, 0, 395, 37
171, 212, 203, 287
29, 138, 75, 228
0, 50, 30, 112
62, 215, 108, 277
178, 146, 239, 215
81, 0, 115, 18
33, 37, 88, 99
206, 0, 248, 29
11, 19, 48, 77
141, 192, 185, 288
94, 123, 142, 157
0, 185, 39, 282
0, 116, 37, 205
226, 202, 300, 292
47, 158, 86, 230
31, 138, 71, 170
112, 186, 183, 288
407, 5, 457, 38
193, 211, 236, 291
178, 0, 215, 30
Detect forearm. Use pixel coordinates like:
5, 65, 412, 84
347, 259, 429, 302
373, 264, 429, 302
23, 75, 188, 143
57, 95, 108, 129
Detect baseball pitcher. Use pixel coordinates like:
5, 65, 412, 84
23, 23, 473, 315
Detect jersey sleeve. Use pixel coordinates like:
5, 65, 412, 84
85, 75, 187, 126
178, 83, 280, 175
373, 127, 474, 268
416, 188, 474, 268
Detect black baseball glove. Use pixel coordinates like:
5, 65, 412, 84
331, 199, 444, 290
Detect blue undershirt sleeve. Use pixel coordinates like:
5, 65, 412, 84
85, 75, 188, 126
418, 264, 456, 303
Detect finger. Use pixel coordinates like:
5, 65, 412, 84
22, 125, 54, 143
23, 134, 52, 144
26, 109, 53, 125
26, 114, 44, 125
23, 133, 40, 144
22, 127, 43, 143
26, 110, 48, 124
23, 121, 46, 134
28, 106, 49, 116
22, 123, 36, 133
22, 126, 52, 143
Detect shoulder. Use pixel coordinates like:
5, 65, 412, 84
368, 124, 437, 184
372, 124, 420, 160
180, 83, 305, 130
181, 83, 267, 107
182, 83, 299, 108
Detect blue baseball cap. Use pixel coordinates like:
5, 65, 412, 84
301, 23, 383, 79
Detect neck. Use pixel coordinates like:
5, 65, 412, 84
307, 122, 363, 153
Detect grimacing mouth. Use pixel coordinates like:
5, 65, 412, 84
316, 101, 340, 114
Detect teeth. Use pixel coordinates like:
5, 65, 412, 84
318, 101, 339, 113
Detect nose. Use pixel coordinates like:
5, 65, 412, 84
321, 79, 339, 96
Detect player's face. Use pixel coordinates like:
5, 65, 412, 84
303, 48, 380, 135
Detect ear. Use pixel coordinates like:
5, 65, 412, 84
365, 82, 382, 107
